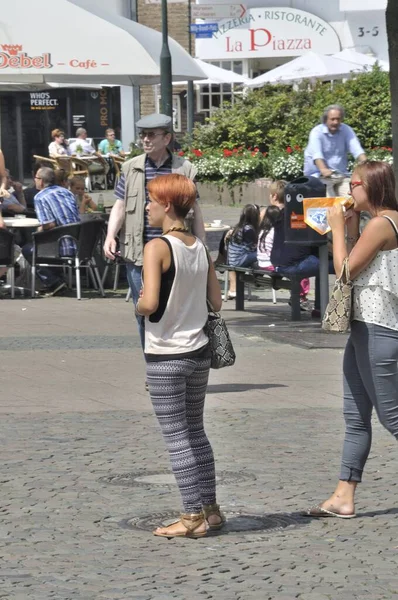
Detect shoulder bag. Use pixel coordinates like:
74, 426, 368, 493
204, 301, 236, 369
322, 257, 352, 333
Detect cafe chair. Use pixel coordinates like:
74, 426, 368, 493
0, 228, 15, 298
109, 155, 124, 187
55, 156, 90, 188
33, 155, 58, 169
31, 221, 106, 300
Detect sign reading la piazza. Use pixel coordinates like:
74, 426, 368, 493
196, 7, 341, 59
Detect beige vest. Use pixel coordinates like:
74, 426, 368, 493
119, 153, 197, 265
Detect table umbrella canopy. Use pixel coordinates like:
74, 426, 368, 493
173, 58, 249, 86
332, 49, 389, 72
247, 52, 365, 88
0, 0, 206, 85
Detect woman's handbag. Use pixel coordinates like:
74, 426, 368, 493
322, 257, 353, 333
204, 301, 236, 369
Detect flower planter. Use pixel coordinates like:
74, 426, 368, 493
197, 178, 273, 207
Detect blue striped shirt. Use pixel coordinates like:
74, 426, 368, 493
34, 185, 80, 256
115, 153, 173, 244
227, 225, 257, 266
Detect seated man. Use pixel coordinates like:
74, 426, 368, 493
271, 207, 334, 317
69, 128, 96, 155
24, 162, 51, 211
22, 167, 80, 296
1, 170, 27, 215
98, 128, 125, 157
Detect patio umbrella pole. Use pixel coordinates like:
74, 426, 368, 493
160, 0, 173, 118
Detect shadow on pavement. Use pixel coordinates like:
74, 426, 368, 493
207, 383, 287, 393
207, 511, 309, 536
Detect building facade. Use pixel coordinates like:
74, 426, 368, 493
135, 0, 388, 123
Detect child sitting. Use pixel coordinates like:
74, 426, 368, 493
69, 176, 97, 214
227, 204, 260, 268
257, 205, 281, 271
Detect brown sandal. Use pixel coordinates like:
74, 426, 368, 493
203, 503, 226, 530
153, 511, 207, 539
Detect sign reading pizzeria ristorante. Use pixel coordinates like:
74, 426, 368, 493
196, 7, 341, 59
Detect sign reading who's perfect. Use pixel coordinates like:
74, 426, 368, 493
196, 7, 340, 59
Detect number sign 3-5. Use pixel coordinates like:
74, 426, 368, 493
358, 26, 379, 37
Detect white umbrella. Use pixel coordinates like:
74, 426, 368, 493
332, 49, 389, 72
0, 0, 206, 85
172, 59, 249, 85
247, 52, 364, 88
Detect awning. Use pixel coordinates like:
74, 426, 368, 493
0, 0, 206, 85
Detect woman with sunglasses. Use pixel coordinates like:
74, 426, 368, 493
135, 173, 223, 538
306, 161, 398, 519
48, 129, 71, 158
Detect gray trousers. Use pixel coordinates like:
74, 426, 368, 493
146, 356, 216, 513
341, 320, 398, 482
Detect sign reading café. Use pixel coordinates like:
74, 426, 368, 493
196, 7, 341, 59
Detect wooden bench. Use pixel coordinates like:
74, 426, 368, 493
215, 264, 302, 321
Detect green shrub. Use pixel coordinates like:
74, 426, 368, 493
189, 66, 391, 156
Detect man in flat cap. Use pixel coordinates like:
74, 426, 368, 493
104, 113, 205, 351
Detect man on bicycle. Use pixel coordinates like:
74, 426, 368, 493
304, 104, 367, 197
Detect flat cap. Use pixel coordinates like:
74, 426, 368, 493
136, 113, 172, 130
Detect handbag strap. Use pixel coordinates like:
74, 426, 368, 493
207, 299, 220, 317
203, 245, 220, 316
338, 257, 351, 283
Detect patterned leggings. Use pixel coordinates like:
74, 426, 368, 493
146, 356, 216, 513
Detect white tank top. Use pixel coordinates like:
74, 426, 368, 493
352, 215, 398, 331
145, 235, 209, 356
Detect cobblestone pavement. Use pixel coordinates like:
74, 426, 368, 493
1, 205, 398, 599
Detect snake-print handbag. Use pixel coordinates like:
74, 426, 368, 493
204, 301, 236, 369
322, 257, 353, 333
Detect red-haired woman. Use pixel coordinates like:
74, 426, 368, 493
306, 161, 398, 519
48, 129, 70, 158
135, 173, 224, 538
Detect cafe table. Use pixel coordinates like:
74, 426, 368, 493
204, 223, 230, 233
3, 217, 40, 228
2, 217, 40, 296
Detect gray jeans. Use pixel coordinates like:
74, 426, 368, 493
341, 320, 398, 482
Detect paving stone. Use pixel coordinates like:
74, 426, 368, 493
1, 208, 398, 599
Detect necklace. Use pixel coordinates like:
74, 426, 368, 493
162, 226, 189, 235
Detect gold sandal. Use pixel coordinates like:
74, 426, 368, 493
153, 511, 207, 539
203, 503, 226, 530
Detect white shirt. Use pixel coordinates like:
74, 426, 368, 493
48, 142, 70, 158
145, 235, 209, 356
257, 228, 275, 269
69, 139, 96, 155
352, 217, 398, 331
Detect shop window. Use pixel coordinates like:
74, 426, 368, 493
197, 60, 244, 115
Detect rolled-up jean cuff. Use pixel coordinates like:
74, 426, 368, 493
339, 466, 362, 483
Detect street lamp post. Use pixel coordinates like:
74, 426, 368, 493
160, 0, 173, 118
187, 0, 194, 134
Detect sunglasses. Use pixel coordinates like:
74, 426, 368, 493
139, 131, 166, 140
349, 180, 362, 194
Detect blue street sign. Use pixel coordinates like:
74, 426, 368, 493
190, 23, 219, 35
194, 32, 215, 38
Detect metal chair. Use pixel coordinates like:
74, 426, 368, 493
0, 228, 15, 298
31, 221, 106, 300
